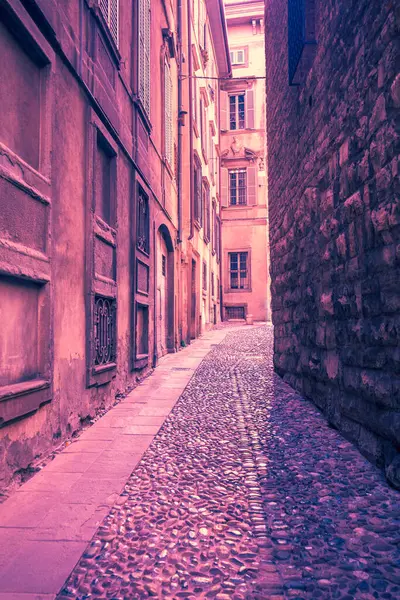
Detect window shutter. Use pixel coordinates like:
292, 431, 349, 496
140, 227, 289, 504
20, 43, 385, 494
164, 61, 173, 164
246, 89, 255, 129
110, 0, 118, 46
220, 91, 228, 131
221, 167, 229, 207
247, 166, 257, 205
138, 0, 151, 116
99, 1, 119, 46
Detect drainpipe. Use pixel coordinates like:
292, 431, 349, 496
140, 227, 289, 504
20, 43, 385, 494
187, 0, 194, 241
177, 0, 183, 244
152, 221, 158, 368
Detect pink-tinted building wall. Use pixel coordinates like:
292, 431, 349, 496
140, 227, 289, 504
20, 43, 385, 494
220, 0, 270, 323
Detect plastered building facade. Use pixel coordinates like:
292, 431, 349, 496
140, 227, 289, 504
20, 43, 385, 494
0, 0, 230, 490
220, 0, 270, 323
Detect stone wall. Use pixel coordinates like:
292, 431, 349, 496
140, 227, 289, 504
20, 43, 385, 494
265, 0, 400, 486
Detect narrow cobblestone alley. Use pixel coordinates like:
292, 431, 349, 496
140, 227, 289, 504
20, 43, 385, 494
53, 325, 400, 600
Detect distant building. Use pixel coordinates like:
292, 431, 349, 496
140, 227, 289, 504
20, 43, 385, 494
220, 0, 270, 323
265, 0, 400, 486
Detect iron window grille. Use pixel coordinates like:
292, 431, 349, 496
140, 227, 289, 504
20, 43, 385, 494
162, 254, 166, 276
229, 94, 245, 130
229, 252, 249, 289
94, 296, 116, 366
226, 305, 245, 320
137, 186, 149, 254
99, 0, 119, 47
229, 169, 247, 206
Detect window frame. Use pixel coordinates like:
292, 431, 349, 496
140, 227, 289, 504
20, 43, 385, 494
229, 168, 247, 206
164, 58, 173, 167
136, 184, 150, 256
229, 93, 246, 131
227, 250, 251, 292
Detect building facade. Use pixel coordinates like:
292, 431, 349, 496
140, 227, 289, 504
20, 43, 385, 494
220, 0, 270, 323
0, 0, 229, 490
265, 0, 399, 486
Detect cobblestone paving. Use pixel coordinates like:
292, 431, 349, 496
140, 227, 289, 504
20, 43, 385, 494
58, 326, 400, 600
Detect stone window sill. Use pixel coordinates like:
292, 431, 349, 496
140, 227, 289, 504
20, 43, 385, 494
0, 378, 51, 426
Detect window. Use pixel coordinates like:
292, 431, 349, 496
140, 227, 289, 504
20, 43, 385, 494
229, 169, 247, 206
229, 94, 245, 130
164, 60, 173, 165
99, 0, 119, 47
215, 216, 221, 262
230, 49, 245, 65
136, 303, 149, 357
202, 261, 207, 291
229, 252, 249, 289
200, 98, 206, 156
94, 296, 117, 366
137, 186, 149, 254
203, 183, 211, 242
209, 128, 215, 183
162, 254, 166, 276
226, 306, 245, 320
138, 0, 151, 116
212, 202, 217, 254
95, 131, 116, 225
211, 272, 215, 297
193, 156, 202, 226
288, 0, 317, 85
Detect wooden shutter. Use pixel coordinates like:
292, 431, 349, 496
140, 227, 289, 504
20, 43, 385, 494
246, 89, 255, 129
221, 167, 229, 207
247, 166, 257, 205
164, 61, 172, 164
139, 0, 151, 116
110, 0, 119, 46
99, 0, 119, 47
220, 91, 228, 131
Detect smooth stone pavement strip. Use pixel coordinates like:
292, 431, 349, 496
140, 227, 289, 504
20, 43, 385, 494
0, 328, 236, 598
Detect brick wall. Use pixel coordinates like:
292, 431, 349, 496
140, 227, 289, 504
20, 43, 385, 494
265, 0, 400, 487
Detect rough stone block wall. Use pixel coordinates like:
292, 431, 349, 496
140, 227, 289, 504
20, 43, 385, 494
265, 0, 400, 485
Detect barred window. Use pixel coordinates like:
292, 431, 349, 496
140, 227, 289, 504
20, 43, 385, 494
94, 296, 116, 366
137, 186, 149, 254
164, 60, 173, 165
229, 169, 247, 206
139, 0, 151, 116
99, 0, 119, 47
211, 272, 215, 297
229, 94, 245, 130
229, 252, 249, 290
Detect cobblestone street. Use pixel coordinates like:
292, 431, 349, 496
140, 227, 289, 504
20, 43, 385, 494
55, 325, 399, 600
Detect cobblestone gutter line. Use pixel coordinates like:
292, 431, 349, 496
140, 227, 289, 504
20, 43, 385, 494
57, 325, 400, 600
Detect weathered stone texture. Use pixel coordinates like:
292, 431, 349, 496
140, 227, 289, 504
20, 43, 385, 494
265, 0, 400, 485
